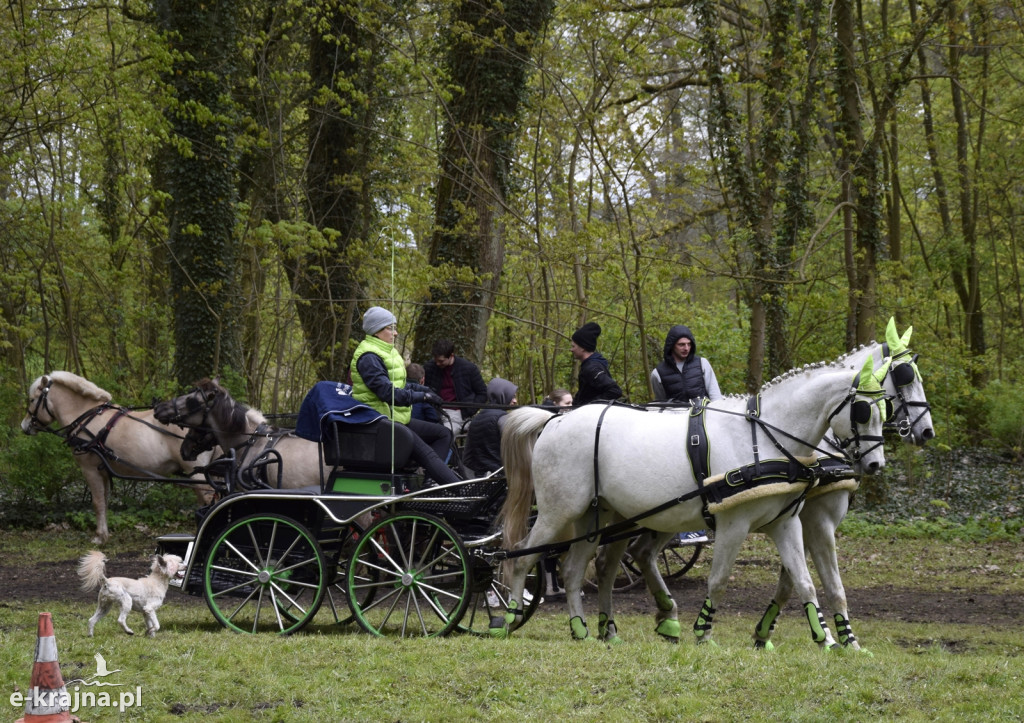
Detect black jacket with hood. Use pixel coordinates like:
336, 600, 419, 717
654, 325, 709, 402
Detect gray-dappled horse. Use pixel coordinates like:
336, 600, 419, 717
494, 358, 889, 647
21, 372, 215, 544
152, 378, 327, 491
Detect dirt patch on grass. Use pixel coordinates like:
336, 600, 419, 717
2, 544, 1019, 628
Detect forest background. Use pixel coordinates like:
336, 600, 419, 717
2, 0, 1024, 525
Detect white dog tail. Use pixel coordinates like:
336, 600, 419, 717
77, 550, 108, 592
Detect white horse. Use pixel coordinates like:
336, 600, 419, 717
21, 372, 215, 544
619, 318, 934, 651
152, 378, 328, 491
751, 319, 934, 650
494, 357, 889, 646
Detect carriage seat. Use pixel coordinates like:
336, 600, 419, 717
321, 418, 415, 472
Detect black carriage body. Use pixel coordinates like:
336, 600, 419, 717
155, 418, 528, 637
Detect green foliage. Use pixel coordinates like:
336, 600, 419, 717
0, 431, 83, 528
978, 378, 1024, 457
840, 513, 1023, 542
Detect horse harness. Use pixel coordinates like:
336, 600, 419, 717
588, 384, 874, 537
178, 386, 291, 490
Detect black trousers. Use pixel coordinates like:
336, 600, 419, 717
406, 417, 458, 484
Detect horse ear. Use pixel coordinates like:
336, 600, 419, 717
900, 325, 913, 349
858, 356, 884, 393
884, 317, 901, 353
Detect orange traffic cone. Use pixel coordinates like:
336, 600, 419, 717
15, 612, 79, 723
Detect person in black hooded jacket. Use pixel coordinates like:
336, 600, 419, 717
650, 325, 723, 403
462, 377, 518, 477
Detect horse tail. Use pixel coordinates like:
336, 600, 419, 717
77, 550, 108, 592
498, 406, 555, 551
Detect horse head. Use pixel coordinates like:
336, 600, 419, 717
21, 371, 113, 435
154, 379, 258, 460
153, 380, 225, 460
21, 375, 57, 434
880, 318, 935, 445
825, 356, 890, 475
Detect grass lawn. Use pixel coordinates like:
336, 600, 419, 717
1, 526, 1021, 721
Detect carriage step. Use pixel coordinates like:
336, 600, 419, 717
155, 533, 195, 587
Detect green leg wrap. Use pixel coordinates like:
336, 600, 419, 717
834, 614, 872, 655
693, 598, 716, 643
804, 602, 837, 648
598, 613, 623, 645
655, 618, 681, 643
570, 615, 590, 640
502, 599, 522, 629
654, 589, 674, 612
755, 599, 780, 641
834, 613, 857, 646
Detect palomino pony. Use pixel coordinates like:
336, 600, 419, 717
152, 379, 327, 491
493, 357, 889, 647
21, 372, 215, 544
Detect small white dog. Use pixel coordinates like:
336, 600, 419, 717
77, 550, 184, 637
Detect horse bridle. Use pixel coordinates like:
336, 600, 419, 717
879, 350, 931, 439
825, 384, 888, 463
24, 378, 57, 431
163, 386, 221, 457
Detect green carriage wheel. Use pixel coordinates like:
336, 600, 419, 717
318, 523, 378, 626
346, 511, 471, 638
203, 513, 327, 634
457, 558, 544, 635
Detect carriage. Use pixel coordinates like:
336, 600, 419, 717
146, 380, 710, 639
22, 319, 929, 646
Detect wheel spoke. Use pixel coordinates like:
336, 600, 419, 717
204, 514, 326, 635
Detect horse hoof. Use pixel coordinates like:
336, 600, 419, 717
488, 626, 509, 640
754, 640, 775, 651
604, 635, 624, 647
655, 619, 681, 642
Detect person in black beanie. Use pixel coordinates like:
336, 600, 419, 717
570, 321, 622, 405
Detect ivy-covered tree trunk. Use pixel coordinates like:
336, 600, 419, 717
296, 1, 387, 381
697, 0, 807, 389
155, 0, 243, 387
413, 0, 554, 363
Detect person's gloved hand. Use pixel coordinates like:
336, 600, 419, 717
423, 392, 444, 406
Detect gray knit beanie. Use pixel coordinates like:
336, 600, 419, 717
362, 306, 397, 335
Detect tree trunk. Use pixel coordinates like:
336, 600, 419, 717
296, 2, 384, 381
413, 0, 554, 364
155, 0, 243, 388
